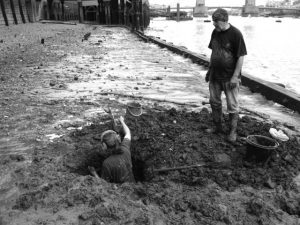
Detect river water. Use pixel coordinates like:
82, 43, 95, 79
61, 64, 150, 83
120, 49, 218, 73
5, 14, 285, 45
145, 16, 300, 95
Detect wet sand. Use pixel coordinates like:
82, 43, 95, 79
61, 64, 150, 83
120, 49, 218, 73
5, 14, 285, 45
0, 23, 299, 225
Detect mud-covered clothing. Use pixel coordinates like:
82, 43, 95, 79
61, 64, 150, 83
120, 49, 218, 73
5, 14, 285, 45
209, 80, 240, 113
208, 24, 247, 82
101, 138, 135, 183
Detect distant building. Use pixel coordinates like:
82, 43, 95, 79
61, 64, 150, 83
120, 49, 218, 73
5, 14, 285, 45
245, 0, 256, 6
266, 0, 295, 7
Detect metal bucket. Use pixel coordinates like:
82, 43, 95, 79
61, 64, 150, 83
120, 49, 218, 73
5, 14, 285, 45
126, 102, 142, 117
246, 135, 279, 150
245, 135, 279, 162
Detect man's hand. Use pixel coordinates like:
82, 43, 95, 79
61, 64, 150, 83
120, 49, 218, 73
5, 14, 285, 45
104, 107, 112, 115
229, 76, 239, 90
119, 116, 131, 140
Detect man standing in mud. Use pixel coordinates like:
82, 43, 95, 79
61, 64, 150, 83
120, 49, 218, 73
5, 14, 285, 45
205, 8, 247, 143
89, 113, 135, 183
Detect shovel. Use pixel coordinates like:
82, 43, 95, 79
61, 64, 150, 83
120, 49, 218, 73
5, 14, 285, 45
146, 161, 231, 179
151, 162, 206, 174
103, 107, 120, 132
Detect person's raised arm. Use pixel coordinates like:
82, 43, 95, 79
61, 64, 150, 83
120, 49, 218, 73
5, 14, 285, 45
119, 116, 131, 140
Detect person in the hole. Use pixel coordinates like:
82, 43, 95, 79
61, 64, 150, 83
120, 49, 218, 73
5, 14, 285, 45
89, 113, 135, 183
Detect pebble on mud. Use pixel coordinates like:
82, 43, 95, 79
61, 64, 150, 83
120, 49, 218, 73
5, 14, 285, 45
49, 80, 56, 86
264, 177, 276, 189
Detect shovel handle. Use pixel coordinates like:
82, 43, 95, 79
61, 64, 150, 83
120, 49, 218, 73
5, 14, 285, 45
152, 163, 206, 173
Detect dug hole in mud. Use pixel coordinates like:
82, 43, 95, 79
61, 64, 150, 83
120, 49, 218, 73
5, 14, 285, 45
8, 104, 300, 225
0, 24, 299, 225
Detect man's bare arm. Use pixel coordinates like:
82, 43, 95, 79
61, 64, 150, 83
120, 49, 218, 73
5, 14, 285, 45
230, 56, 244, 89
232, 56, 244, 79
119, 116, 131, 140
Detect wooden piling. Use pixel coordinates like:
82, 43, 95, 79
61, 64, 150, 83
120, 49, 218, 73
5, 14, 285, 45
31, 0, 36, 22
9, 0, 18, 24
78, 1, 83, 23
0, 0, 9, 25
18, 0, 25, 23
120, 0, 124, 25
97, 0, 101, 24
139, 0, 143, 31
25, 0, 34, 22
123, 0, 126, 25
61, 0, 64, 20
118, 0, 121, 24
134, 0, 139, 31
103, 0, 111, 25
176, 3, 179, 22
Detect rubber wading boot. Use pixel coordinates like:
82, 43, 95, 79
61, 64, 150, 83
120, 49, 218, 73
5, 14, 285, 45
227, 113, 239, 143
205, 108, 223, 134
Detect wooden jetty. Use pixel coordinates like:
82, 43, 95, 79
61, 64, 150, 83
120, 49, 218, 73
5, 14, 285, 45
166, 11, 193, 21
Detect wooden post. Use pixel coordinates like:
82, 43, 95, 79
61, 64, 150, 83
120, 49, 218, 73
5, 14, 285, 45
18, 0, 26, 23
9, 0, 18, 24
30, 0, 36, 22
123, 0, 127, 25
167, 5, 170, 17
46, 0, 50, 19
118, 0, 121, 24
120, 0, 123, 24
53, 2, 57, 19
176, 3, 179, 22
103, 0, 110, 24
108, 1, 111, 24
97, 0, 101, 23
77, 0, 83, 23
0, 0, 9, 25
129, 0, 134, 31
139, 0, 143, 31
134, 0, 139, 31
60, 0, 64, 20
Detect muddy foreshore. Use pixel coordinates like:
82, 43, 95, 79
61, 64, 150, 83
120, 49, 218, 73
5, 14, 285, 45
0, 23, 300, 225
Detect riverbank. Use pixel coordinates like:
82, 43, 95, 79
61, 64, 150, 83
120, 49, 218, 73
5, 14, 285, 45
0, 23, 300, 225
146, 16, 300, 96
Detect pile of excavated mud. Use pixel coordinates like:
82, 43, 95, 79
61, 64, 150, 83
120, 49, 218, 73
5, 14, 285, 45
5, 106, 300, 225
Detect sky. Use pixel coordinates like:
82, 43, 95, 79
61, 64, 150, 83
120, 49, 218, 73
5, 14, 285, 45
149, 0, 269, 7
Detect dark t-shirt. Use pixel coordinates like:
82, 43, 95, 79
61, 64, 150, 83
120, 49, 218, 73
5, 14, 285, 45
208, 24, 247, 81
101, 138, 135, 183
